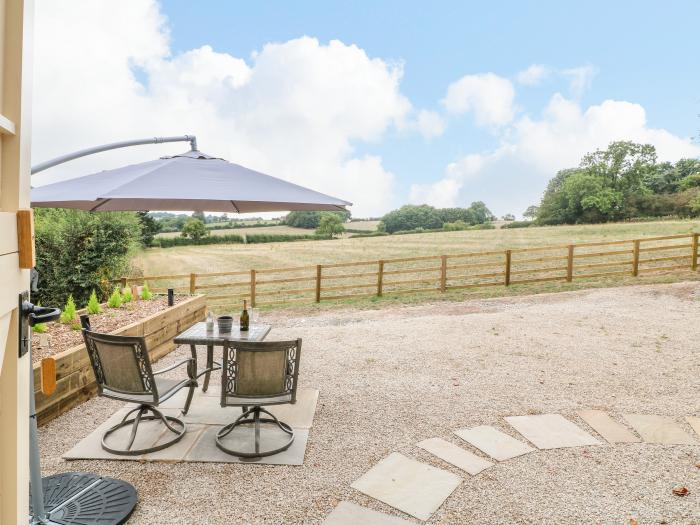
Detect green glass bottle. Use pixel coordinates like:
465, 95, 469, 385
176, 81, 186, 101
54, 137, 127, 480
240, 299, 249, 332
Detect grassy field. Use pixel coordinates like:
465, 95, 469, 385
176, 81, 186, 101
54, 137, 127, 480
132, 220, 700, 311
139, 220, 700, 275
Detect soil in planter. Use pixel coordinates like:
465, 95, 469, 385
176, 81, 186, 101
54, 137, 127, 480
31, 296, 185, 363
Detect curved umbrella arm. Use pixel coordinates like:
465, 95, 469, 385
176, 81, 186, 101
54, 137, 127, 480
31, 135, 197, 175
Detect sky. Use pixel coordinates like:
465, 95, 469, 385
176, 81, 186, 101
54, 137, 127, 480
31, 1, 700, 218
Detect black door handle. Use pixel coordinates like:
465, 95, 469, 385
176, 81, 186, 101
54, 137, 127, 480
21, 301, 61, 327
28, 305, 62, 326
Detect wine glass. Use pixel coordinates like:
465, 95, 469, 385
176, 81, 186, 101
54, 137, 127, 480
250, 307, 260, 327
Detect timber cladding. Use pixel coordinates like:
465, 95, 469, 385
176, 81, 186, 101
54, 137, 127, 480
33, 295, 206, 426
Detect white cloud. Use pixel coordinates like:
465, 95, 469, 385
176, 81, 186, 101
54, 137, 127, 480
516, 64, 550, 86
561, 65, 597, 98
401, 109, 446, 139
31, 0, 417, 216
411, 93, 700, 216
442, 73, 516, 126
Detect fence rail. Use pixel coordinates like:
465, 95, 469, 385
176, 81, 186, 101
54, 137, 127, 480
118, 233, 700, 308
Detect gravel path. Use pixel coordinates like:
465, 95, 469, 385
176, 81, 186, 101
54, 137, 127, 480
39, 281, 700, 524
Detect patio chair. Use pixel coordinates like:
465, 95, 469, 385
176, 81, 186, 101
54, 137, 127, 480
81, 316, 197, 456
217, 339, 302, 458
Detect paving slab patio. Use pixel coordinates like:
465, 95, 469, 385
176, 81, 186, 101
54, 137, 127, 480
622, 414, 698, 445
505, 414, 602, 450
351, 452, 462, 521
185, 425, 309, 465
321, 501, 415, 525
63, 407, 183, 461
163, 387, 319, 429
577, 410, 640, 444
454, 425, 534, 461
417, 437, 493, 475
64, 388, 318, 465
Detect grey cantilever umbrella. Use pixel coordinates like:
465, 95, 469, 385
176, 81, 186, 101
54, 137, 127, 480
31, 149, 351, 213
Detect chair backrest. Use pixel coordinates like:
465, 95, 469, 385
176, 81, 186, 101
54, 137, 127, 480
81, 319, 156, 400
221, 339, 301, 407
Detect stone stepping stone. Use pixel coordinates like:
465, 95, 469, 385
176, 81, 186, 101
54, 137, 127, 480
577, 410, 640, 444
687, 416, 700, 437
351, 452, 462, 521
505, 414, 602, 450
417, 437, 493, 475
623, 414, 698, 445
321, 501, 414, 525
454, 425, 534, 461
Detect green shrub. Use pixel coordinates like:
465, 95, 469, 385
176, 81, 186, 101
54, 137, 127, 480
107, 288, 123, 308
32, 322, 47, 333
443, 220, 470, 231
87, 289, 102, 314
141, 282, 153, 300
181, 218, 209, 240
349, 231, 389, 238
245, 233, 321, 243
60, 295, 77, 324
34, 209, 141, 307
468, 222, 496, 230
315, 213, 345, 238
122, 287, 133, 303
501, 220, 535, 229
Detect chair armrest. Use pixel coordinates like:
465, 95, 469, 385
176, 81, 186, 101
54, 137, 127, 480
152, 358, 195, 377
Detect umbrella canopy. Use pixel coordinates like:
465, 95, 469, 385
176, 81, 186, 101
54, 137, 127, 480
31, 150, 351, 213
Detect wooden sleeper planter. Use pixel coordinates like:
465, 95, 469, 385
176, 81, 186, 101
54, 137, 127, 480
33, 295, 206, 426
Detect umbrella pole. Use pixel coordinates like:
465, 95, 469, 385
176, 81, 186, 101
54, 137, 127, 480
28, 341, 49, 524
31, 135, 197, 175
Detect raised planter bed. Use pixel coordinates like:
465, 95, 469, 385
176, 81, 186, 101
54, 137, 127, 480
33, 294, 206, 426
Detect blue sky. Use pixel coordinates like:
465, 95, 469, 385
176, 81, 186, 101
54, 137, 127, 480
33, 1, 700, 217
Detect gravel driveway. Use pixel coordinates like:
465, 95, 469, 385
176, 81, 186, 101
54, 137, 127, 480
39, 281, 700, 524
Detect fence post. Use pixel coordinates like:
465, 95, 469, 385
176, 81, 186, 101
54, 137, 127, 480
189, 273, 196, 295
440, 255, 447, 292
120, 277, 127, 291
692, 233, 699, 271
566, 245, 574, 282
504, 250, 512, 286
315, 265, 322, 303
250, 269, 256, 307
632, 240, 640, 277
377, 260, 384, 297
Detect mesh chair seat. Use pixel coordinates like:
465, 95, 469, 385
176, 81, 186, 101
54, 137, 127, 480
81, 317, 197, 456
216, 339, 301, 458
224, 393, 292, 406
102, 377, 189, 404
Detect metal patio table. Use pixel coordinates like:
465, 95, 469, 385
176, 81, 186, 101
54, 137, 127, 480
174, 322, 272, 392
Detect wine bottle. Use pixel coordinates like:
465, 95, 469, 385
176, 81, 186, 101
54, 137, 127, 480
240, 299, 249, 331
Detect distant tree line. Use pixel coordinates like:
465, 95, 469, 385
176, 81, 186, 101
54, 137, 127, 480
282, 210, 351, 229
149, 211, 278, 232
533, 141, 700, 224
378, 202, 495, 233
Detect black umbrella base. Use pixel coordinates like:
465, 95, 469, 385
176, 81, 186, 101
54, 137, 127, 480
29, 472, 137, 525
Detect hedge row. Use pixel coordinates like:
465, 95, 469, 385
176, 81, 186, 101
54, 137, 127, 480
500, 221, 535, 229
152, 234, 245, 247
152, 232, 325, 248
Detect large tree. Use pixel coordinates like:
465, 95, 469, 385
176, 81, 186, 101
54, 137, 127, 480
535, 141, 700, 224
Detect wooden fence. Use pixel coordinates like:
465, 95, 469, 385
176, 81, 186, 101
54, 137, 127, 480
119, 233, 700, 308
